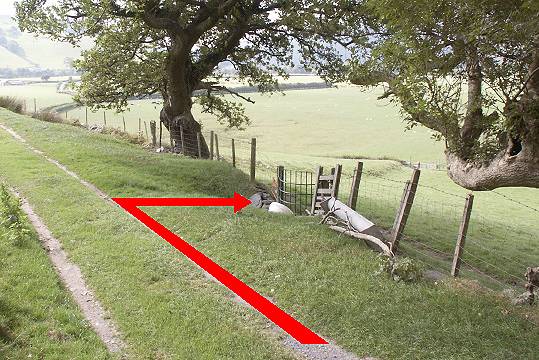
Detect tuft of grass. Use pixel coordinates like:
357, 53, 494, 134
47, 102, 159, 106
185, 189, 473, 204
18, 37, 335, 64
31, 110, 68, 124
100, 127, 145, 145
0, 96, 24, 114
0, 184, 111, 359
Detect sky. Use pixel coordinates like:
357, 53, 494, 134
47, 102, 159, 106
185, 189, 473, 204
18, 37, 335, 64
0, 1, 16, 16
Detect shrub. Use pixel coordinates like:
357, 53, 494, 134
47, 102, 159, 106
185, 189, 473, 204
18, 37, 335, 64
0, 96, 24, 114
0, 185, 30, 246
101, 127, 145, 145
377, 254, 423, 283
31, 110, 65, 123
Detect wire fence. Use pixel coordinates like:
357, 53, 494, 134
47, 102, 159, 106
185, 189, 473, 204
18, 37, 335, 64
18, 100, 538, 292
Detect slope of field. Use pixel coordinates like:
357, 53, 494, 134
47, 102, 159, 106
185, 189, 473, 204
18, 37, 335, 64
0, 15, 85, 70
0, 107, 537, 359
0, 44, 33, 68
0, 189, 110, 359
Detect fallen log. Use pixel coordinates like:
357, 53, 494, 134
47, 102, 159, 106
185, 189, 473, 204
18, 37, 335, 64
320, 197, 392, 255
329, 225, 393, 257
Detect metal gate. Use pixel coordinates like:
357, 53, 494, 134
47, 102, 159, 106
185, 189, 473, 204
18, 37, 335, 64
276, 166, 315, 215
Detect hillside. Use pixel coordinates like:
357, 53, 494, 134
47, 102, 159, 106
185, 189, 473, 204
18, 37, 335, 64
0, 15, 83, 70
0, 106, 537, 359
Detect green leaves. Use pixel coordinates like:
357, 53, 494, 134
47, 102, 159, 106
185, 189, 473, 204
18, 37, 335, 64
0, 185, 30, 247
350, 0, 539, 161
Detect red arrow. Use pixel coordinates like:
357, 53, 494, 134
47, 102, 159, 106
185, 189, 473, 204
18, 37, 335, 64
113, 192, 252, 214
112, 193, 327, 345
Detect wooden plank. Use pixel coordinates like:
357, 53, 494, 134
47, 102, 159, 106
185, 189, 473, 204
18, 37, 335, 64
159, 120, 162, 148
210, 130, 214, 160
231, 139, 236, 167
179, 124, 185, 153
144, 121, 148, 141
150, 120, 157, 147
451, 194, 474, 277
277, 166, 285, 203
348, 161, 363, 210
317, 188, 332, 195
310, 166, 323, 215
390, 168, 421, 251
214, 133, 220, 160
250, 138, 256, 182
331, 164, 342, 198
196, 132, 202, 158
319, 175, 335, 181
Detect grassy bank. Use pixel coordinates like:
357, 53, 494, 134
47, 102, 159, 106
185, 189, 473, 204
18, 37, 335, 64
0, 187, 110, 359
0, 108, 537, 359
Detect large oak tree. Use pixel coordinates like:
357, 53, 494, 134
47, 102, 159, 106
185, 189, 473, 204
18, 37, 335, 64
16, 0, 353, 157
349, 0, 539, 190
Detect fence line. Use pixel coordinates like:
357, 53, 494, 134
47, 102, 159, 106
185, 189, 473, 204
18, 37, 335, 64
12, 100, 537, 292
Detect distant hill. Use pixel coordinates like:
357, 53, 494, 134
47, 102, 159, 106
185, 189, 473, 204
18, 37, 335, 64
0, 15, 83, 71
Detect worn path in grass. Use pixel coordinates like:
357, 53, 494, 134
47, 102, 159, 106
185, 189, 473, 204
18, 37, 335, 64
0, 120, 366, 360
0, 116, 299, 359
0, 108, 538, 359
14, 190, 125, 353
0, 195, 111, 359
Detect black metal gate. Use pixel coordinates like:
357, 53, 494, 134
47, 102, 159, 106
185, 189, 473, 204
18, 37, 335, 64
276, 166, 315, 215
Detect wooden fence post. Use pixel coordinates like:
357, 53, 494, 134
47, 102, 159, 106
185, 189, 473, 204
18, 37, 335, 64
65, 111, 68, 120
196, 132, 202, 158
179, 125, 185, 153
138, 118, 141, 135
231, 139, 236, 167
33, 98, 37, 113
209, 131, 214, 160
214, 133, 220, 160
159, 120, 162, 147
122, 117, 126, 132
250, 138, 256, 182
144, 121, 149, 140
85, 107, 88, 127
103, 112, 106, 127
390, 168, 421, 251
150, 120, 157, 147
310, 166, 323, 215
451, 194, 474, 277
169, 127, 174, 149
331, 164, 342, 198
277, 166, 285, 203
348, 161, 363, 209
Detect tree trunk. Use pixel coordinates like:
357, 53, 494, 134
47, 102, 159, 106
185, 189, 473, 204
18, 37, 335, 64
160, 38, 210, 158
446, 130, 539, 190
160, 107, 209, 158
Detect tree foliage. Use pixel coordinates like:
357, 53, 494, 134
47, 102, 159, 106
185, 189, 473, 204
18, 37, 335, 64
16, 1, 356, 126
349, 0, 539, 189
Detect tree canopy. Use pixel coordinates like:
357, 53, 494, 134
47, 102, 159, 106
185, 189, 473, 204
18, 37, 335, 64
16, 0, 362, 156
349, 0, 539, 189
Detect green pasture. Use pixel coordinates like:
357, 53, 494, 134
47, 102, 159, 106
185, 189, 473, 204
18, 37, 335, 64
0, 82, 444, 162
0, 83, 536, 287
0, 109, 537, 359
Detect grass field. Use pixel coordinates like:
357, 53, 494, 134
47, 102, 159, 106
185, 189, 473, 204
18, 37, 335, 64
0, 82, 445, 162
0, 108, 537, 359
0, 188, 111, 359
0, 83, 537, 289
